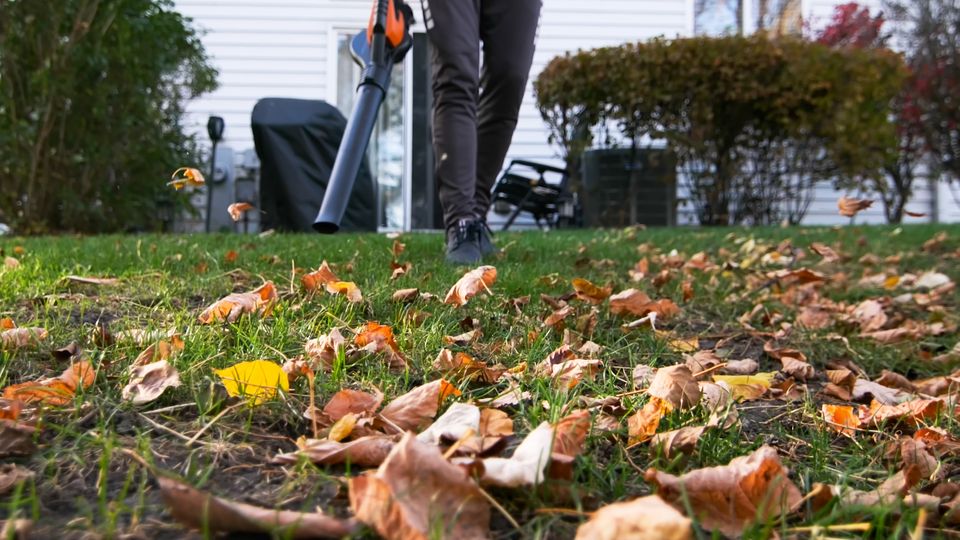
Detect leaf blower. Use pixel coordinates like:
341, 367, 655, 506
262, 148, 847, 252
313, 0, 414, 233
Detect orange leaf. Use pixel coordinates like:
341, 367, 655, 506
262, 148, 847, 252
354, 322, 407, 368
859, 398, 942, 427
572, 278, 612, 304
3, 361, 95, 406
838, 196, 873, 217
821, 404, 860, 436
302, 261, 340, 292
575, 495, 692, 540
444, 266, 497, 307
227, 202, 255, 221
167, 167, 205, 190
646, 445, 802, 537
628, 399, 666, 445
379, 379, 459, 432
323, 388, 384, 424
197, 282, 277, 324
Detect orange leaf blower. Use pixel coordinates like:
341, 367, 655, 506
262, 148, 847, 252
313, 0, 413, 233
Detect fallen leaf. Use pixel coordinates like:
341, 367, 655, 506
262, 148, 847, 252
379, 379, 459, 432
227, 202, 255, 221
609, 289, 653, 315
0, 328, 47, 349
549, 358, 602, 389
301, 261, 362, 302
132, 335, 185, 368
0, 519, 30, 539
544, 305, 575, 328
838, 196, 873, 217
553, 409, 591, 461
796, 306, 833, 330
303, 328, 347, 372
474, 421, 554, 487
349, 433, 489, 540
391, 288, 420, 302
650, 425, 709, 459
444, 266, 497, 307
859, 398, 942, 427
274, 436, 396, 467
355, 322, 407, 369
3, 257, 18, 269
2, 361, 95, 405
65, 275, 119, 286
443, 329, 481, 346
0, 420, 35, 458
722, 359, 759, 375
712, 373, 775, 401
157, 475, 357, 538
197, 282, 277, 324
840, 466, 921, 507
575, 495, 693, 540
224, 250, 238, 263
328, 412, 358, 442
0, 464, 33, 497
851, 378, 911, 405
416, 402, 480, 446
648, 365, 700, 410
167, 167, 205, 190
809, 242, 841, 263
213, 360, 289, 405
432, 349, 504, 384
821, 404, 860, 436
573, 278, 612, 304
851, 300, 887, 333
628, 400, 666, 445
122, 360, 181, 404
322, 388, 383, 426
645, 445, 803, 536
900, 438, 938, 479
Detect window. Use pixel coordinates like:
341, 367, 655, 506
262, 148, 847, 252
694, 0, 803, 36
336, 32, 406, 231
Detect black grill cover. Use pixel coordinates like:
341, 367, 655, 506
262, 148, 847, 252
252, 98, 376, 232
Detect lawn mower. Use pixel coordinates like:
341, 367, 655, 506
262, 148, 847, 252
312, 0, 413, 233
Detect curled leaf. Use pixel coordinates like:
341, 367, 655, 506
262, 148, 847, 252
167, 167, 205, 190
838, 196, 873, 217
198, 282, 277, 324
3, 361, 95, 406
444, 266, 497, 307
227, 202, 255, 221
573, 278, 612, 304
122, 360, 181, 404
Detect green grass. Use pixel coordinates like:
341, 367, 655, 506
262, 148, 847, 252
0, 224, 958, 539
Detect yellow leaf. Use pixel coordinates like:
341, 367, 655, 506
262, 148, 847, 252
214, 360, 289, 405
167, 167, 205, 190
712, 373, 776, 401
328, 412, 358, 442
883, 275, 900, 290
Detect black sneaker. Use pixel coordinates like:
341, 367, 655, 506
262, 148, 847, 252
474, 220, 500, 257
445, 219, 482, 265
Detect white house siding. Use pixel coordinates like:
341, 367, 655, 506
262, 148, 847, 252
175, 0, 957, 228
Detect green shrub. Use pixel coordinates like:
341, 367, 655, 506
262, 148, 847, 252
0, 0, 217, 233
534, 35, 905, 225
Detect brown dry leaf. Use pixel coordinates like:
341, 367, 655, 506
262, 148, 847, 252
572, 278, 612, 304
379, 379, 460, 432
3, 257, 18, 269
838, 196, 874, 217
609, 289, 653, 315
0, 420, 36, 458
645, 445, 803, 537
796, 306, 833, 330
628, 399, 666, 445
0, 464, 33, 497
323, 388, 384, 424
389, 261, 412, 280
355, 322, 408, 369
682, 280, 694, 302
227, 202, 255, 221
122, 360, 181, 404
303, 328, 347, 372
575, 495, 693, 540
198, 282, 277, 324
549, 358, 602, 389
391, 288, 420, 302
859, 398, 942, 427
766, 267, 827, 286
132, 335, 185, 368
157, 475, 357, 538
274, 436, 396, 467
840, 466, 921, 507
416, 403, 481, 447
779, 356, 815, 382
3, 361, 95, 406
851, 378, 910, 405
875, 370, 916, 393
65, 275, 119, 286
0, 327, 47, 349
900, 438, 938, 479
821, 404, 860, 436
722, 359, 759, 375
553, 410, 590, 460
444, 265, 497, 307
349, 433, 489, 540
544, 305, 574, 328
432, 349, 504, 384
650, 425, 708, 459
443, 328, 481, 346
648, 365, 700, 411
809, 242, 841, 263
851, 299, 887, 333
915, 427, 960, 456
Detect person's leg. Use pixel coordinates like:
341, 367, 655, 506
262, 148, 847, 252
422, 0, 480, 228
474, 0, 542, 219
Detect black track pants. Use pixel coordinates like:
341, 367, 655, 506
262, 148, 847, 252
421, 0, 541, 228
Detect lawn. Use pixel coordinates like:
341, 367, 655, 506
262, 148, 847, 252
0, 224, 958, 539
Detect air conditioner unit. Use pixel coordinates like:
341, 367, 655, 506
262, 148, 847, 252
580, 148, 677, 227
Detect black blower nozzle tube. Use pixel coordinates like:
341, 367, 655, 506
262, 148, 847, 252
312, 75, 387, 234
